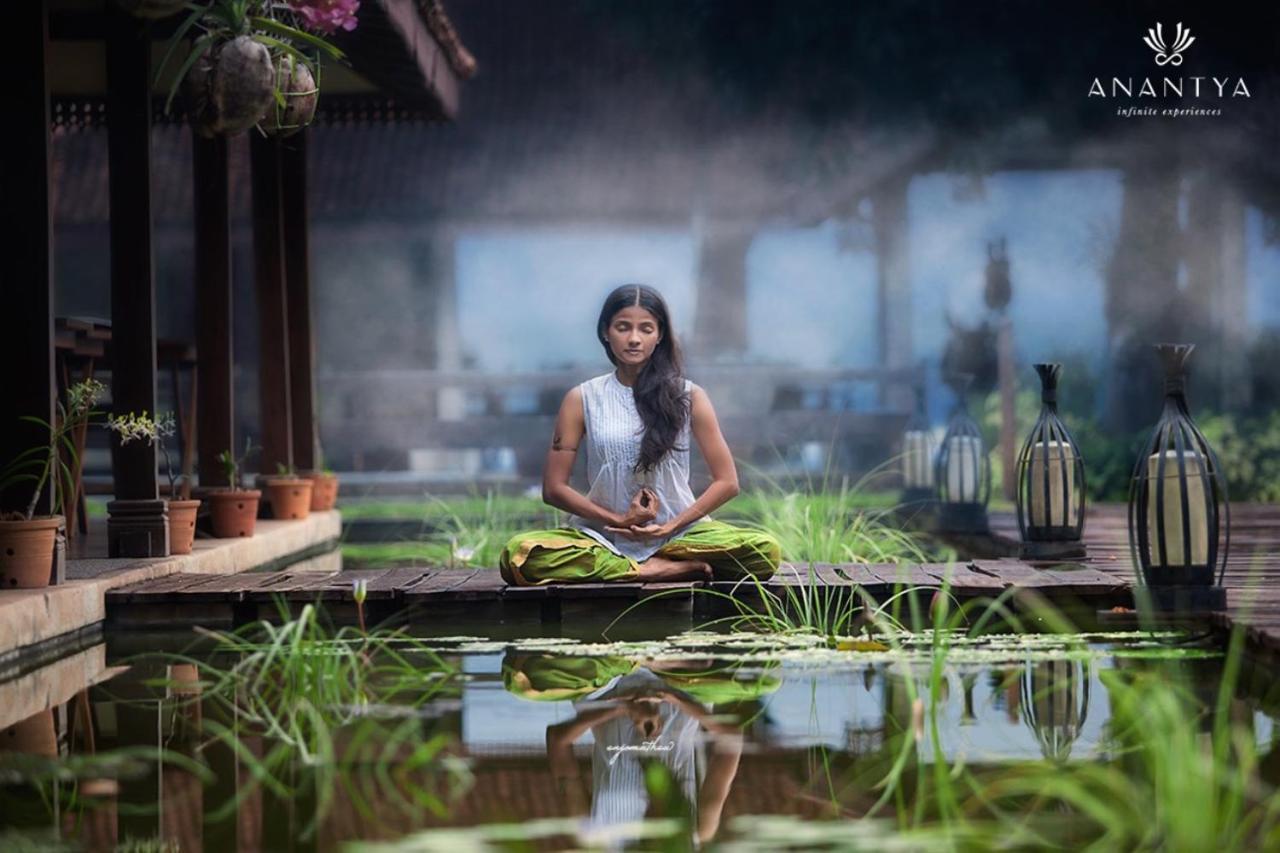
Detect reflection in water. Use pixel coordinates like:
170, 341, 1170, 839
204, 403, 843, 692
1020, 659, 1091, 762
504, 653, 780, 845
3, 633, 1279, 848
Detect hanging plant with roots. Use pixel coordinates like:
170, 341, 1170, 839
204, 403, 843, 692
158, 0, 356, 137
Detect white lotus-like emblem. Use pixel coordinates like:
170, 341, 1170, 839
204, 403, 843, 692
1144, 22, 1195, 67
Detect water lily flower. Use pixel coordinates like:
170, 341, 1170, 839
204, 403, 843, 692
352, 578, 368, 604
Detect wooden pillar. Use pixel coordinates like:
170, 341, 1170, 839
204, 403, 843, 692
281, 133, 316, 471
106, 5, 167, 557
249, 133, 292, 474
873, 178, 914, 412
0, 4, 56, 519
194, 135, 234, 487
691, 222, 752, 361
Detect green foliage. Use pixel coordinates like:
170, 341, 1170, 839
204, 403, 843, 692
0, 378, 103, 521
216, 437, 256, 491
151, 604, 467, 836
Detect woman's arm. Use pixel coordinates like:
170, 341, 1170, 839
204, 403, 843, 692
541, 388, 656, 528
628, 385, 739, 537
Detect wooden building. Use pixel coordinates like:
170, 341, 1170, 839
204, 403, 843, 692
1, 0, 473, 564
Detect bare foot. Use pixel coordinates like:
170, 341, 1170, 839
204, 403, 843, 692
638, 556, 712, 582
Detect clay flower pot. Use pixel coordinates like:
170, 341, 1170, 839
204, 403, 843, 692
209, 489, 261, 538
184, 35, 276, 137
167, 499, 201, 555
304, 472, 339, 511
0, 516, 60, 589
260, 57, 318, 137
265, 478, 313, 520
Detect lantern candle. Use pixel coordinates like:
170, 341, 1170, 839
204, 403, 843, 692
1145, 448, 1209, 567
945, 435, 982, 502
902, 429, 935, 489
1028, 440, 1078, 528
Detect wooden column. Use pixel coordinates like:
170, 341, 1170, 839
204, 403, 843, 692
250, 133, 293, 474
194, 134, 234, 487
106, 6, 167, 557
0, 4, 56, 520
873, 178, 913, 412
281, 133, 316, 471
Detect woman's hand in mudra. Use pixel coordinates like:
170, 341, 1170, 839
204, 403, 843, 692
606, 487, 659, 533
608, 519, 679, 541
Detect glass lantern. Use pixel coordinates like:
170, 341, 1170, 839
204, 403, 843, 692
899, 384, 936, 509
1016, 363, 1087, 560
934, 374, 990, 532
1127, 343, 1229, 611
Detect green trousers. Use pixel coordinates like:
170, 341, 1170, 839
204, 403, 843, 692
498, 519, 781, 586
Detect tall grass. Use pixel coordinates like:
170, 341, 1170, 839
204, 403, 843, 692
151, 604, 468, 836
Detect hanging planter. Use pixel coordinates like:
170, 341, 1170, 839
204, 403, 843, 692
260, 55, 319, 136
184, 34, 277, 137
159, 1, 352, 138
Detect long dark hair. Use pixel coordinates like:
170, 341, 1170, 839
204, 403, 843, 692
597, 284, 690, 473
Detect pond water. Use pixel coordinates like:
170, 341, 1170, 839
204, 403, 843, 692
2, 620, 1278, 851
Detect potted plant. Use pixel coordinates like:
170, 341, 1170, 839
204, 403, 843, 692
0, 379, 102, 589
209, 439, 261, 538
104, 411, 202, 555
159, 0, 351, 138
264, 463, 313, 520
303, 445, 339, 512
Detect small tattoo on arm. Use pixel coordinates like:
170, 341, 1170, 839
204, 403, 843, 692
552, 433, 563, 450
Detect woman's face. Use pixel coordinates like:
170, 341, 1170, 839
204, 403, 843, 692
605, 305, 662, 367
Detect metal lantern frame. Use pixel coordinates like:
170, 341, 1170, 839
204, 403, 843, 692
934, 374, 991, 532
1020, 659, 1091, 764
1016, 363, 1087, 559
1127, 343, 1230, 610
900, 383, 936, 507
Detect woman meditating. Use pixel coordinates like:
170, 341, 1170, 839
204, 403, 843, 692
499, 284, 781, 585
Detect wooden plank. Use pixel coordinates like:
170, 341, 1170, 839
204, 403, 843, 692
556, 582, 644, 600
920, 563, 1007, 592
347, 568, 434, 600
402, 569, 481, 600
420, 570, 506, 602
108, 573, 218, 602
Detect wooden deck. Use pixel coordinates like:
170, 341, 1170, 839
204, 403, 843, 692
991, 502, 1280, 653
105, 554, 1129, 630
105, 503, 1280, 647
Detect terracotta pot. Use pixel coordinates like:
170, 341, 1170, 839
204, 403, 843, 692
0, 516, 60, 589
260, 57, 318, 137
209, 490, 261, 538
2, 708, 58, 756
184, 35, 275, 137
265, 478, 313, 520
304, 472, 339, 511
167, 499, 201, 555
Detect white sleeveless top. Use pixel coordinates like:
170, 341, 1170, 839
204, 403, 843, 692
578, 668, 703, 832
568, 371, 702, 561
